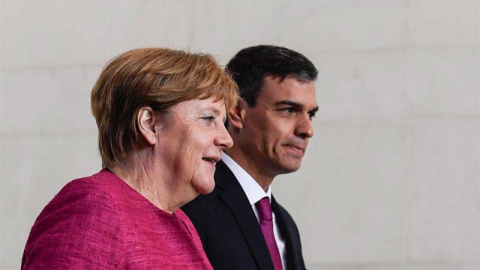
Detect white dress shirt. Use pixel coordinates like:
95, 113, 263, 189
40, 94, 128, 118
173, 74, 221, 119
221, 152, 287, 269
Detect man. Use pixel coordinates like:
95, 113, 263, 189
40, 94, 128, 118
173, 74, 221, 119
182, 45, 318, 270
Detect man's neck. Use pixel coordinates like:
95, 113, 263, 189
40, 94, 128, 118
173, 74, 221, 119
224, 148, 274, 192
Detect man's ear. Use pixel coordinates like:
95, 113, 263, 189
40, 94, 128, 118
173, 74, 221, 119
137, 106, 157, 145
228, 99, 247, 130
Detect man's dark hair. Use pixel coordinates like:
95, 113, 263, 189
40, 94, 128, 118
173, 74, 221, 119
225, 45, 318, 107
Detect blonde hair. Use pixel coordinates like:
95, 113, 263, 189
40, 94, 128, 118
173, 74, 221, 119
91, 48, 238, 168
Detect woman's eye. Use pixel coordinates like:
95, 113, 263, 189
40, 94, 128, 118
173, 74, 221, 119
202, 116, 215, 122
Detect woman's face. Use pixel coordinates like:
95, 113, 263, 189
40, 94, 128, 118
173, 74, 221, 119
156, 97, 233, 199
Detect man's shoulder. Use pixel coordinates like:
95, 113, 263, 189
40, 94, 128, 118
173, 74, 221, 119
182, 184, 227, 215
182, 163, 247, 220
272, 197, 300, 228
212, 160, 237, 188
186, 160, 243, 204
271, 197, 289, 215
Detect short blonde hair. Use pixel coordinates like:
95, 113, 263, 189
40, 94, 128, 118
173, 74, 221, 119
91, 48, 238, 168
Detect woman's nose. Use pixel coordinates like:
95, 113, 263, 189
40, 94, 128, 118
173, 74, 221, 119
216, 125, 234, 150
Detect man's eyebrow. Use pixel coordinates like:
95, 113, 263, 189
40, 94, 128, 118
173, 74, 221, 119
275, 100, 319, 112
310, 106, 319, 113
275, 100, 303, 109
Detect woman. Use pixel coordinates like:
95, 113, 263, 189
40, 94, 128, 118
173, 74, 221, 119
21, 48, 237, 269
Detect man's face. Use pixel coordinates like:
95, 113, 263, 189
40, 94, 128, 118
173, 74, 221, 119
239, 75, 318, 178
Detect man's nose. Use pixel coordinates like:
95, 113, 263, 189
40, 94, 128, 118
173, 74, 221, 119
294, 114, 314, 139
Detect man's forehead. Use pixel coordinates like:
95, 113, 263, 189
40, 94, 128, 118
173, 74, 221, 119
259, 76, 317, 108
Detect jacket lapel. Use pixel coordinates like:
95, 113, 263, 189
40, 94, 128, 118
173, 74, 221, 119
271, 196, 303, 270
215, 161, 275, 270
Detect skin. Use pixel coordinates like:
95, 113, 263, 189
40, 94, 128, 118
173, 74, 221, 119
226, 75, 318, 191
110, 97, 233, 213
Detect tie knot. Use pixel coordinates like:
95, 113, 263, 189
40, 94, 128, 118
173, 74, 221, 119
255, 197, 272, 221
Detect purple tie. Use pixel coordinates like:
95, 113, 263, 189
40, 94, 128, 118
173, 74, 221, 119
255, 197, 283, 270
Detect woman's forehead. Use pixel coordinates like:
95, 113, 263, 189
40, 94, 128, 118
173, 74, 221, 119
171, 98, 227, 114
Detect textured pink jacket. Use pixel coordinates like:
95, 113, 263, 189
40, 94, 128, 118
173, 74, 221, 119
22, 169, 213, 270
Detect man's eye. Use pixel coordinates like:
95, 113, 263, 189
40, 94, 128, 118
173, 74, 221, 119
309, 112, 316, 120
282, 108, 295, 114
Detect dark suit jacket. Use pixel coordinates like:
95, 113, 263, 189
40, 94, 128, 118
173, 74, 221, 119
182, 160, 307, 270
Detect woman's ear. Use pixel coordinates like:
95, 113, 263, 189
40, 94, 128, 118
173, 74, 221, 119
137, 106, 157, 145
228, 99, 247, 130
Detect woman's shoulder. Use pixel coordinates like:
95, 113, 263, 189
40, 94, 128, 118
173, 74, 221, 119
32, 170, 124, 227
22, 170, 126, 269
26, 169, 132, 240
53, 169, 127, 203
65, 168, 121, 190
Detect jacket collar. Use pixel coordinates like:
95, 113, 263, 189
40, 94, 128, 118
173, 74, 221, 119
215, 161, 275, 270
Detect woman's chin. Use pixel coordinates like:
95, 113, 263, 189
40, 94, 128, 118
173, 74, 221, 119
193, 179, 215, 195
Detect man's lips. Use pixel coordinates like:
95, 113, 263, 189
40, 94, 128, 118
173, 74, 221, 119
284, 144, 306, 155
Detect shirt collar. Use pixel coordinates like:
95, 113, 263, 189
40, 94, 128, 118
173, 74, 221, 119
221, 152, 271, 206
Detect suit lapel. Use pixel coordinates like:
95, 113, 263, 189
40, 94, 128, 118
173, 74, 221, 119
215, 161, 274, 270
272, 196, 302, 270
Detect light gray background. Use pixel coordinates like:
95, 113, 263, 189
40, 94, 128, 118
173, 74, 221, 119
1, 1, 479, 269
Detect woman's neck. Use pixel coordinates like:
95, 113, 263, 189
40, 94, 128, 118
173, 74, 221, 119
109, 153, 180, 214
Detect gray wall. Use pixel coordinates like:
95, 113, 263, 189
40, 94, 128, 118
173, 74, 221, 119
1, 1, 479, 269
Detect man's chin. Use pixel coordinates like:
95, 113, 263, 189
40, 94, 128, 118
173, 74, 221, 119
277, 162, 302, 174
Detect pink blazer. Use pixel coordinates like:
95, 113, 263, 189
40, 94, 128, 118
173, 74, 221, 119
22, 169, 213, 270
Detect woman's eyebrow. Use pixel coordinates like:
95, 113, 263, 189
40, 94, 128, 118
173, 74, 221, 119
202, 107, 221, 115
